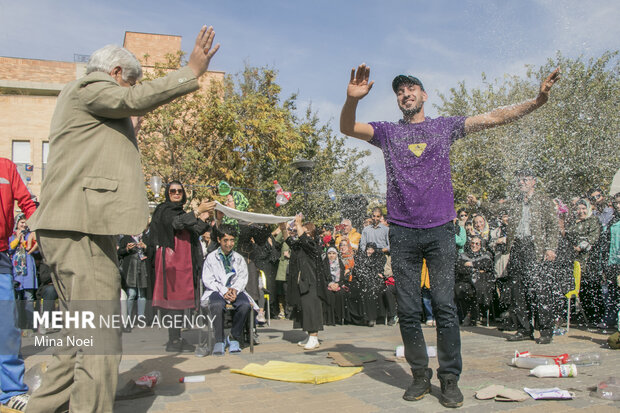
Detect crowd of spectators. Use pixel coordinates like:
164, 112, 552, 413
6, 181, 620, 355
462, 185, 620, 340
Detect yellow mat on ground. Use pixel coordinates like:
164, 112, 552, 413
230, 360, 363, 384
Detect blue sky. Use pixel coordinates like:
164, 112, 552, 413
1, 1, 618, 190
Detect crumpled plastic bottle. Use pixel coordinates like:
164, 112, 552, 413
24, 362, 47, 394
134, 371, 161, 388
591, 377, 620, 401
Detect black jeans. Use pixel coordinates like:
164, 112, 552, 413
506, 238, 556, 337
38, 283, 58, 315
390, 222, 462, 377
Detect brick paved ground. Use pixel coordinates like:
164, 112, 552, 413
23, 320, 620, 412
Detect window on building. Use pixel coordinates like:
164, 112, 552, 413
42, 141, 49, 180
12, 140, 32, 185
12, 141, 31, 164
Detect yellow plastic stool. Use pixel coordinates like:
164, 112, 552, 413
565, 260, 582, 333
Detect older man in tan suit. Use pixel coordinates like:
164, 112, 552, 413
26, 26, 219, 413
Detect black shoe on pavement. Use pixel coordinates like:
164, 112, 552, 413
506, 332, 534, 342
166, 338, 195, 353
438, 373, 464, 408
387, 316, 397, 326
403, 368, 432, 401
536, 335, 553, 344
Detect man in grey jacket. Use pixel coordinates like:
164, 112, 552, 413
27, 26, 219, 413
471, 168, 559, 344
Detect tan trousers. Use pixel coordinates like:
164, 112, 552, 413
27, 230, 121, 413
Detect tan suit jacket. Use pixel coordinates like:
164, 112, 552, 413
481, 191, 559, 260
29, 66, 199, 235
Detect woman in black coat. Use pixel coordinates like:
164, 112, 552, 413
280, 215, 327, 350
148, 181, 213, 352
322, 247, 347, 325
348, 242, 386, 327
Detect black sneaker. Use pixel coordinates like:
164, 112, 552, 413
165, 338, 195, 353
438, 373, 463, 408
403, 368, 432, 401
506, 331, 534, 341
536, 335, 553, 344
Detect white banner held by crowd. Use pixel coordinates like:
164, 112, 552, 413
214, 201, 295, 224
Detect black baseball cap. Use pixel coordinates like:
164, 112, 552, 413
392, 75, 424, 93
514, 168, 536, 178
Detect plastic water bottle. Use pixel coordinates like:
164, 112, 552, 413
273, 180, 291, 207
328, 188, 336, 201
567, 352, 602, 366
512, 357, 556, 369
135, 371, 161, 388
530, 364, 578, 378
395, 345, 404, 358
24, 362, 47, 394
179, 375, 206, 383
593, 377, 620, 401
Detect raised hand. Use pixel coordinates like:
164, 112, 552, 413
537, 66, 561, 104
188, 26, 220, 78
347, 63, 374, 100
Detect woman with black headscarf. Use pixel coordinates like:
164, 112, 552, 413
322, 246, 347, 325
348, 242, 386, 327
149, 181, 214, 352
564, 198, 602, 324
280, 215, 327, 350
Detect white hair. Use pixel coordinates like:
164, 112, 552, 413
86, 44, 143, 82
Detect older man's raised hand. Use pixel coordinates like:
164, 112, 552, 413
188, 25, 220, 78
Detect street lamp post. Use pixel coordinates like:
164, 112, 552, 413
291, 159, 315, 217
148, 175, 162, 214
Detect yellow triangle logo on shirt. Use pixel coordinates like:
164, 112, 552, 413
408, 143, 427, 157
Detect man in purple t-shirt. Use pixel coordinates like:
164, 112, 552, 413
340, 64, 559, 408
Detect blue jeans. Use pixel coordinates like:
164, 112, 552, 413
0, 272, 28, 403
126, 287, 147, 318
390, 222, 462, 377
422, 288, 433, 321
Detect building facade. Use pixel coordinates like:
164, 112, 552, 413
1, 31, 224, 197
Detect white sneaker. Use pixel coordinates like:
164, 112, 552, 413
256, 311, 266, 323
304, 335, 320, 350
426, 319, 435, 327
297, 336, 309, 347
3, 393, 29, 412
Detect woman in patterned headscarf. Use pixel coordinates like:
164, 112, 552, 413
9, 213, 38, 330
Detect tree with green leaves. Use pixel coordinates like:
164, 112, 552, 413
437, 51, 619, 203
138, 53, 378, 220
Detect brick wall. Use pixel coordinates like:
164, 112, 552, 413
0, 57, 77, 83
124, 32, 182, 67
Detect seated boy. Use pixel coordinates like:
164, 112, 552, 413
200, 224, 252, 355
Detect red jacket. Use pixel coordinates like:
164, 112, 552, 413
0, 158, 37, 251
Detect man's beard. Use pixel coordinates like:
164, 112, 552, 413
399, 102, 423, 118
